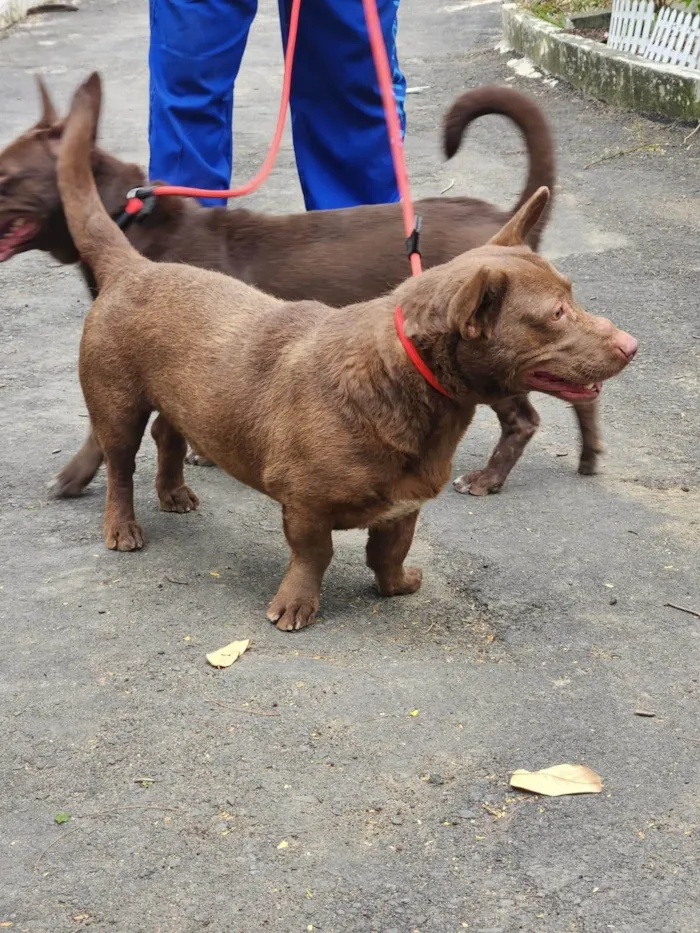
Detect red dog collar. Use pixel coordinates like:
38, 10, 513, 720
394, 305, 453, 399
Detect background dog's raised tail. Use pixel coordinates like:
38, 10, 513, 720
443, 86, 556, 246
57, 73, 138, 287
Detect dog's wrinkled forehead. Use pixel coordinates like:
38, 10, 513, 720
0, 128, 61, 215
0, 130, 50, 178
450, 244, 572, 295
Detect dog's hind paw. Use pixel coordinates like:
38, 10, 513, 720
105, 520, 145, 551
48, 473, 87, 498
158, 485, 200, 513
578, 452, 601, 475
185, 449, 215, 467
48, 463, 97, 498
453, 469, 503, 496
376, 566, 423, 597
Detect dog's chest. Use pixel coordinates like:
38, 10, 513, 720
373, 498, 427, 525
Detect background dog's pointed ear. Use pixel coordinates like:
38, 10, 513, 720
447, 265, 507, 340
488, 186, 550, 247
35, 76, 59, 128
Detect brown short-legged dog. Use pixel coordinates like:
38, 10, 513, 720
56, 75, 637, 631
0, 75, 604, 498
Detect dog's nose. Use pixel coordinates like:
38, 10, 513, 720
615, 331, 638, 361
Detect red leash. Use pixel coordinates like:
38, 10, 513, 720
361, 0, 452, 399
127, 0, 301, 212
124, 0, 451, 400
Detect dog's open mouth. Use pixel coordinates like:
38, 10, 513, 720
0, 216, 40, 261
526, 370, 602, 402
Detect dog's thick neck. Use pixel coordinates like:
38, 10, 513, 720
328, 297, 474, 462
41, 147, 146, 265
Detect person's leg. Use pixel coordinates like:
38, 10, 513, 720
278, 0, 406, 210
148, 0, 258, 207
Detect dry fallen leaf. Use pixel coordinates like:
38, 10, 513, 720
206, 639, 250, 669
510, 764, 602, 797
277, 840, 289, 850
409, 709, 419, 717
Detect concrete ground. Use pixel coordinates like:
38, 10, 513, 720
1, 1, 699, 931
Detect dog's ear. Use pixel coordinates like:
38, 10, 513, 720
37, 120, 67, 157
34, 76, 67, 155
72, 72, 102, 145
489, 186, 549, 247
35, 76, 59, 128
37, 74, 102, 156
447, 266, 508, 340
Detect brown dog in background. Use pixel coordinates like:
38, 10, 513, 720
55, 74, 637, 631
0, 75, 603, 499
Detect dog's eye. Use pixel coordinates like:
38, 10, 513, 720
553, 307, 565, 321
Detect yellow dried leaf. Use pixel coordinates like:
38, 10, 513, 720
409, 709, 419, 717
206, 639, 250, 669
0, 924, 14, 928
510, 763, 602, 797
209, 571, 220, 578
277, 840, 289, 850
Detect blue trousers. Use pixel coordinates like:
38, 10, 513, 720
148, 0, 406, 209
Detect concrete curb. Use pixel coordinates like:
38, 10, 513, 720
502, 3, 700, 121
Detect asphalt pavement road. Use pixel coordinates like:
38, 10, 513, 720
1, 1, 699, 931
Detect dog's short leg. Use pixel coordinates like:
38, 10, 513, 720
50, 426, 104, 497
573, 400, 603, 475
151, 415, 200, 513
267, 507, 334, 632
99, 413, 149, 551
454, 395, 540, 496
366, 510, 423, 597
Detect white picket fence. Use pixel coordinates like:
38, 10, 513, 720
608, 0, 700, 70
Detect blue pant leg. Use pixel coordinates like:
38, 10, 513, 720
149, 0, 258, 207
278, 0, 406, 210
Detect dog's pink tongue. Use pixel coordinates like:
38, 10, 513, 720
0, 221, 37, 261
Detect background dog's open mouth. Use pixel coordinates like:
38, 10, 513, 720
0, 217, 39, 261
526, 370, 602, 402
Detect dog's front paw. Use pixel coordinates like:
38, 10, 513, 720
185, 449, 214, 467
267, 593, 320, 632
105, 520, 145, 551
158, 484, 200, 513
453, 469, 503, 496
376, 566, 423, 597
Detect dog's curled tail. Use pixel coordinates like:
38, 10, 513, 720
443, 86, 555, 245
57, 72, 139, 287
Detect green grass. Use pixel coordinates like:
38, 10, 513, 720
520, 0, 611, 27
